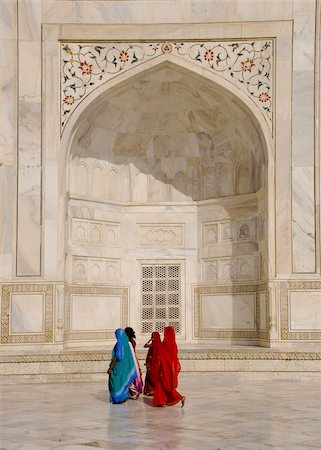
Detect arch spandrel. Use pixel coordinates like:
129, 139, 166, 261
61, 39, 273, 139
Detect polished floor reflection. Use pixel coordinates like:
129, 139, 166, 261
0, 372, 321, 450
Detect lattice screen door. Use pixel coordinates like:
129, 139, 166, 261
141, 264, 181, 334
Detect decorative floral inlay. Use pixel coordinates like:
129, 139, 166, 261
241, 58, 255, 72
61, 40, 273, 132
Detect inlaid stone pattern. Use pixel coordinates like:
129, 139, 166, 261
61, 40, 272, 132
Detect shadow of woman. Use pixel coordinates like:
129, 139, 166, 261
92, 390, 109, 403
142, 395, 153, 407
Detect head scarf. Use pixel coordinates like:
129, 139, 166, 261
108, 328, 137, 403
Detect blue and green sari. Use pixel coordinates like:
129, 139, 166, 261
108, 328, 138, 403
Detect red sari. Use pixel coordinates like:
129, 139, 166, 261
144, 332, 161, 395
152, 326, 184, 407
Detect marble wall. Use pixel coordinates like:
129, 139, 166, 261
0, 0, 320, 355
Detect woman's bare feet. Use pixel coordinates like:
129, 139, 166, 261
130, 393, 139, 400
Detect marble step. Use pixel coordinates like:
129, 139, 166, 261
0, 348, 320, 383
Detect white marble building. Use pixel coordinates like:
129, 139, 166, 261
0, 0, 320, 377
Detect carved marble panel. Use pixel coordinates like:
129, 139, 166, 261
203, 260, 218, 282
72, 257, 120, 284
202, 223, 218, 246
138, 224, 185, 248
236, 219, 255, 241
220, 221, 235, 242
203, 255, 259, 283
237, 255, 259, 280
72, 218, 120, 247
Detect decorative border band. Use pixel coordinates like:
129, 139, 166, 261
0, 350, 320, 364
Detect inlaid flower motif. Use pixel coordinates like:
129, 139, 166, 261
63, 95, 75, 105
259, 92, 271, 102
79, 61, 93, 75
119, 50, 129, 62
161, 42, 172, 53
204, 49, 214, 61
241, 58, 255, 72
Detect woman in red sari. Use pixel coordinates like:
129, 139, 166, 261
143, 331, 161, 396
152, 326, 186, 407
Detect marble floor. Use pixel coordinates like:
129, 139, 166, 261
0, 373, 321, 450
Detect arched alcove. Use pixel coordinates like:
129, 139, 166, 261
62, 61, 271, 344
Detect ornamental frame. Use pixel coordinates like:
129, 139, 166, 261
194, 283, 260, 339
280, 281, 321, 341
64, 285, 129, 341
0, 284, 54, 344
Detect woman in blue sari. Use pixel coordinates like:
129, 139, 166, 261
107, 328, 139, 403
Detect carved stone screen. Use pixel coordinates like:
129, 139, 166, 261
141, 264, 181, 334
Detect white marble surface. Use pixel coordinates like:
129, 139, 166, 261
0, 373, 320, 449
290, 291, 321, 330
71, 295, 121, 331
201, 293, 256, 330
10, 294, 44, 334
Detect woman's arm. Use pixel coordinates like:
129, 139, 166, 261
107, 354, 117, 374
144, 339, 153, 348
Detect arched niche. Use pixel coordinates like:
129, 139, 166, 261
60, 60, 273, 343
66, 62, 269, 203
